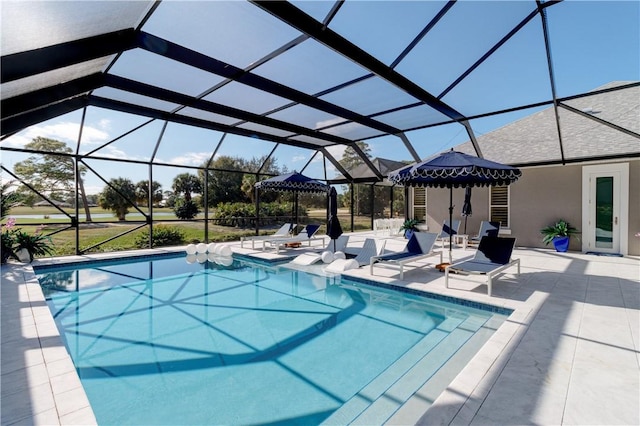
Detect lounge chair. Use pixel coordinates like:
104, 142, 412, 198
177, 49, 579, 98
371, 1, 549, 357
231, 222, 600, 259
469, 221, 500, 245
330, 235, 350, 253
436, 219, 461, 248
326, 238, 386, 273
263, 224, 325, 253
445, 236, 520, 297
369, 232, 442, 279
240, 223, 296, 249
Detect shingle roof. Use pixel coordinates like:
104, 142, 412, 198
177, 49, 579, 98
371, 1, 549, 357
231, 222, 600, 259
456, 81, 640, 166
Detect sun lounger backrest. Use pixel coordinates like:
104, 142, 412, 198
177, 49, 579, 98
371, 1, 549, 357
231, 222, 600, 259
274, 223, 294, 236
304, 224, 321, 238
474, 237, 516, 264
413, 232, 438, 254
478, 221, 500, 238
406, 233, 422, 253
354, 238, 386, 265
332, 235, 349, 252
440, 219, 461, 237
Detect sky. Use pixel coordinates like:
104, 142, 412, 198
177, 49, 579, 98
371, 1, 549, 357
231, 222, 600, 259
1, 0, 638, 196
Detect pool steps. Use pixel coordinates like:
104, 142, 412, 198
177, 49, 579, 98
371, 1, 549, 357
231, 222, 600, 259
321, 314, 502, 424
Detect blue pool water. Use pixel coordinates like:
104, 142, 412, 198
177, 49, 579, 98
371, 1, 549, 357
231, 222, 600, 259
35, 253, 510, 425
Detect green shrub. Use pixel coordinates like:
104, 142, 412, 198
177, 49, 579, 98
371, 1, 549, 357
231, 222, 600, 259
134, 225, 185, 248
212, 202, 307, 227
174, 199, 200, 220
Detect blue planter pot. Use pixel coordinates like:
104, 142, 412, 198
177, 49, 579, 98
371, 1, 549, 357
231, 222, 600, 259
404, 229, 415, 240
552, 236, 570, 252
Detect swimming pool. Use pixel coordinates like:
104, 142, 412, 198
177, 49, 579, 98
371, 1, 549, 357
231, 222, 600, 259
35, 253, 510, 425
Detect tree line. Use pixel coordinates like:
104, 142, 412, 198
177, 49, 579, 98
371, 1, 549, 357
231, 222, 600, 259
4, 137, 400, 221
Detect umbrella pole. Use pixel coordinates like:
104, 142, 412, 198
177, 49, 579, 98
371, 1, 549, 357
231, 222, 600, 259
449, 186, 453, 264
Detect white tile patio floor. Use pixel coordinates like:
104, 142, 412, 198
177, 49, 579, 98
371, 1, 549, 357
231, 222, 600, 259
2, 232, 639, 425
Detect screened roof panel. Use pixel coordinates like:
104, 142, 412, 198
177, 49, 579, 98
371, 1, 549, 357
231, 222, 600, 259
2, 110, 84, 152
0, 1, 152, 55
142, 1, 302, 70
203, 82, 290, 116
374, 104, 452, 131
364, 135, 414, 164
1, 0, 637, 180
320, 121, 384, 141
465, 105, 567, 165
405, 122, 470, 160
268, 104, 344, 133
547, 1, 640, 98
441, 18, 552, 116
214, 134, 278, 172
252, 39, 369, 94
175, 107, 241, 127
83, 118, 166, 162
319, 76, 418, 116
269, 144, 320, 174
78, 106, 153, 155
108, 49, 225, 97
1, 56, 110, 99
92, 87, 181, 113
235, 122, 296, 139
328, 1, 446, 66
287, 135, 335, 148
395, 0, 536, 97
154, 122, 222, 167
559, 108, 640, 161
562, 83, 640, 135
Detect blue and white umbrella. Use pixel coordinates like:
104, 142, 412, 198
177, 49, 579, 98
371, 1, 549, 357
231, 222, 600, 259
389, 150, 521, 262
255, 171, 330, 194
255, 171, 330, 228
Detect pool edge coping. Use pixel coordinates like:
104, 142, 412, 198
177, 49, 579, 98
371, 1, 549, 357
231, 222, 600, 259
6, 248, 529, 426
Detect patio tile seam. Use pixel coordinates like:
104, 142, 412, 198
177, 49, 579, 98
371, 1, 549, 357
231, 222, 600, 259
445, 292, 545, 425
24, 262, 96, 426
557, 292, 586, 426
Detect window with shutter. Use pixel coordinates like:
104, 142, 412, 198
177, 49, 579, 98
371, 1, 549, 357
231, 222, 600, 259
412, 187, 426, 222
490, 186, 510, 228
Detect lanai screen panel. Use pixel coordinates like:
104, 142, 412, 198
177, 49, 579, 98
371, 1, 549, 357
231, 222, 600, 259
1, 0, 638, 178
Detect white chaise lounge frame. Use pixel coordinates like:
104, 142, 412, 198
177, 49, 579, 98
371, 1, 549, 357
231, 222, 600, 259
240, 223, 296, 249
369, 232, 442, 280
444, 236, 520, 297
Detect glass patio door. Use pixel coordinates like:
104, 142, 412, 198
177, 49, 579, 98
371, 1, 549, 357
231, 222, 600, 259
594, 176, 614, 249
582, 163, 629, 255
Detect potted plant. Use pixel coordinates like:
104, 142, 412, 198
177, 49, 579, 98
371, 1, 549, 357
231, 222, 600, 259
400, 219, 420, 239
12, 228, 54, 263
1, 217, 18, 264
541, 219, 579, 252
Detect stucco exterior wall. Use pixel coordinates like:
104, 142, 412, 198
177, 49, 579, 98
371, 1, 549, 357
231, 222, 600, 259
420, 159, 639, 256
510, 166, 583, 251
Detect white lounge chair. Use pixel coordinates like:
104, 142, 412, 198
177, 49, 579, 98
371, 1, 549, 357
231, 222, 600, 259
326, 238, 386, 273
436, 219, 461, 248
369, 232, 442, 279
329, 235, 350, 253
469, 221, 500, 245
445, 236, 520, 297
263, 224, 325, 253
240, 223, 296, 249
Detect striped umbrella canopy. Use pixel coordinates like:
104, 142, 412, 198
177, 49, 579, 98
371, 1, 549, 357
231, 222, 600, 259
389, 150, 521, 263
255, 171, 330, 194
255, 171, 329, 228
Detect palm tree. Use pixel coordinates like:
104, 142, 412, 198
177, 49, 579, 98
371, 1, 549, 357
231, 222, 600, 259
1, 181, 20, 219
172, 173, 201, 202
99, 177, 136, 221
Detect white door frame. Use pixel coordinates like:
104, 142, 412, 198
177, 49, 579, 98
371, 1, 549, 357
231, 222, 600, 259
582, 163, 629, 255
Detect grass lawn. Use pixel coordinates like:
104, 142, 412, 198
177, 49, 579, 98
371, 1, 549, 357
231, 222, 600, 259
3, 206, 375, 258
